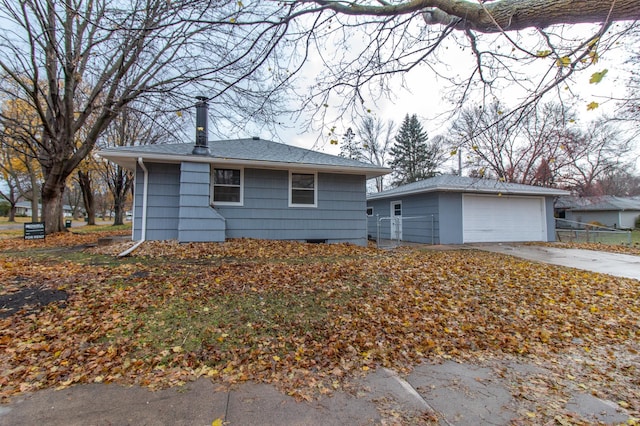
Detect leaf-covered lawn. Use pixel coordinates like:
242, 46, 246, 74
1, 234, 638, 423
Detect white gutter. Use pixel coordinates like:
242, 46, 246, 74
367, 185, 569, 200
118, 157, 148, 257
98, 151, 391, 179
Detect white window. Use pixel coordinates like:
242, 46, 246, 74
212, 167, 243, 205
289, 172, 317, 207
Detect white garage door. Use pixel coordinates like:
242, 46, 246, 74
463, 195, 547, 243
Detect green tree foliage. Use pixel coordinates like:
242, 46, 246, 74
0, 200, 10, 217
339, 127, 362, 161
389, 114, 442, 186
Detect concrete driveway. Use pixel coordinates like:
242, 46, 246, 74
476, 244, 640, 281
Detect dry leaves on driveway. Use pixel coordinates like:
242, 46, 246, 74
1, 236, 638, 422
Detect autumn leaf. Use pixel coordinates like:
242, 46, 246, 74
586, 101, 599, 111
556, 56, 571, 67
589, 69, 608, 84
1, 231, 639, 423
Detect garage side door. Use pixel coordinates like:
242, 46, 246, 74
463, 195, 546, 243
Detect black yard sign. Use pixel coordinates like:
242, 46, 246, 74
24, 222, 45, 240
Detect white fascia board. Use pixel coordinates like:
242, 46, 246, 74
98, 151, 390, 179
367, 185, 568, 200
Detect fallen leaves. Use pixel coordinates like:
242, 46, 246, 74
0, 236, 638, 423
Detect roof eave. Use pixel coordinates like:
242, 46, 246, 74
98, 151, 390, 179
367, 185, 569, 199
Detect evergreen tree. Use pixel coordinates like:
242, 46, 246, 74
389, 114, 440, 186
339, 127, 363, 161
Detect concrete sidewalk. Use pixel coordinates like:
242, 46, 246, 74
0, 359, 631, 425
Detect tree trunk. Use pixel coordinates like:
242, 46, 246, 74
324, 0, 640, 33
41, 179, 66, 234
78, 170, 96, 226
112, 166, 133, 226
30, 197, 39, 222
28, 162, 40, 222
6, 187, 17, 222
113, 199, 124, 226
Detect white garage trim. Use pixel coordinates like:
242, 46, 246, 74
463, 194, 547, 243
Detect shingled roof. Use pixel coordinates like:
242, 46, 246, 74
98, 138, 390, 179
367, 175, 568, 199
556, 195, 640, 211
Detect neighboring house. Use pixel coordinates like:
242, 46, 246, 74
555, 196, 640, 229
14, 201, 78, 218
367, 175, 569, 244
98, 100, 389, 245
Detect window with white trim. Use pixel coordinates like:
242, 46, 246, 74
212, 168, 243, 205
366, 207, 373, 217
289, 172, 317, 207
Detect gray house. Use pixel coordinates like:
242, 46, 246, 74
556, 196, 640, 229
367, 175, 569, 244
98, 101, 388, 246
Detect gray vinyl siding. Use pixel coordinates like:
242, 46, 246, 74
402, 194, 439, 244
133, 163, 180, 241
438, 193, 463, 244
366, 199, 388, 239
366, 192, 471, 244
367, 192, 557, 244
215, 169, 367, 245
132, 163, 368, 245
565, 210, 637, 230
621, 211, 640, 229
178, 162, 226, 242
544, 196, 557, 241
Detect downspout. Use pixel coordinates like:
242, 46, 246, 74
118, 157, 148, 257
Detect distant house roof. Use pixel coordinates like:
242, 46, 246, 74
556, 195, 640, 212
98, 138, 390, 179
367, 175, 569, 200
15, 201, 75, 211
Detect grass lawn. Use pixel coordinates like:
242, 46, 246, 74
0, 231, 638, 423
556, 228, 640, 246
550, 229, 640, 256
0, 216, 33, 224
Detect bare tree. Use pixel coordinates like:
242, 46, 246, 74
595, 170, 640, 196
452, 102, 581, 185
97, 103, 176, 226
452, 102, 522, 181
617, 26, 640, 135
264, 1, 639, 137
357, 116, 395, 192
0, 0, 293, 234
561, 119, 636, 195
339, 116, 395, 191
450, 101, 634, 190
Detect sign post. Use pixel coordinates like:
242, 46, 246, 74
24, 222, 45, 240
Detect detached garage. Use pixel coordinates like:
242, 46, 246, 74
367, 175, 568, 244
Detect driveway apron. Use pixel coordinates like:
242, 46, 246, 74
475, 244, 640, 281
